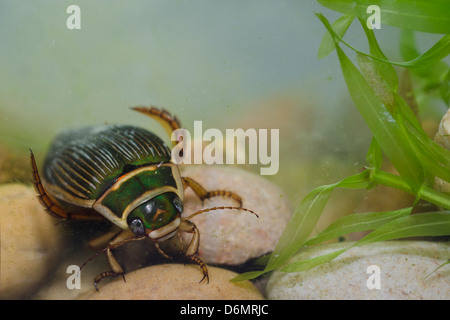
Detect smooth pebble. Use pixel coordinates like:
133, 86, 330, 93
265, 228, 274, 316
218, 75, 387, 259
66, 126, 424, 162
266, 240, 450, 300
179, 165, 292, 265
0, 184, 63, 299
82, 264, 265, 300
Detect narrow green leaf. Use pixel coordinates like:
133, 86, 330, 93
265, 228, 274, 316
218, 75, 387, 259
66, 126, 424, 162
230, 270, 264, 282
304, 208, 411, 246
424, 260, 450, 280
357, 53, 396, 112
318, 14, 354, 59
334, 169, 373, 189
281, 248, 347, 273
356, 212, 450, 245
318, 15, 425, 187
366, 137, 383, 169
384, 90, 450, 183
393, 92, 423, 132
281, 211, 450, 274
232, 184, 335, 281
317, 0, 450, 34
400, 29, 450, 107
266, 170, 371, 270
232, 171, 371, 281
405, 35, 450, 69
316, 13, 450, 69
360, 19, 398, 92
396, 105, 450, 183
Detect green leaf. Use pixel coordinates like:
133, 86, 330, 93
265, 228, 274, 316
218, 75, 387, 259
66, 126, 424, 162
357, 211, 450, 245
400, 29, 449, 79
268, 170, 370, 265
393, 92, 423, 132
281, 248, 347, 273
405, 35, 450, 69
395, 104, 450, 183
304, 208, 411, 246
357, 53, 396, 111
231, 185, 333, 281
400, 30, 450, 107
360, 19, 398, 92
316, 13, 450, 69
281, 211, 450, 273
424, 259, 450, 280
365, 137, 383, 170
317, 0, 450, 34
231, 170, 371, 282
316, 13, 425, 188
318, 14, 354, 59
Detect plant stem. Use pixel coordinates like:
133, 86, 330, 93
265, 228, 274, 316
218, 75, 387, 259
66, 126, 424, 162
369, 168, 450, 209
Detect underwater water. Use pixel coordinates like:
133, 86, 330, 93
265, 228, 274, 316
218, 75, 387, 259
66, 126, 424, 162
0, 1, 448, 300
0, 1, 381, 198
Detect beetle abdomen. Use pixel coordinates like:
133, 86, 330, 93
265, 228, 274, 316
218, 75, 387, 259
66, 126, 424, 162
43, 125, 171, 202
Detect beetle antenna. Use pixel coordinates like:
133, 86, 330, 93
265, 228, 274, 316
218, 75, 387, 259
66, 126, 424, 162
79, 248, 107, 272
182, 206, 259, 221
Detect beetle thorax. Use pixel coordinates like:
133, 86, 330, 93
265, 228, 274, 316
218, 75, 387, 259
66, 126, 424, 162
92, 163, 184, 230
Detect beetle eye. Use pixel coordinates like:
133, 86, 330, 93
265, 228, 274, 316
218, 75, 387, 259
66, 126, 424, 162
128, 218, 145, 236
173, 196, 183, 214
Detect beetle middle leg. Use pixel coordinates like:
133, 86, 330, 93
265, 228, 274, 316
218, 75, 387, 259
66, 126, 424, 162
182, 176, 242, 207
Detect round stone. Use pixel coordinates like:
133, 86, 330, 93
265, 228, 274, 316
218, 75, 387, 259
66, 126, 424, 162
82, 264, 265, 300
0, 184, 63, 299
179, 165, 292, 265
266, 240, 450, 300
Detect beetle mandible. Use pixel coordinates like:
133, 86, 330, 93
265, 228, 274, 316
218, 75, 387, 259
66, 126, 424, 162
30, 106, 258, 290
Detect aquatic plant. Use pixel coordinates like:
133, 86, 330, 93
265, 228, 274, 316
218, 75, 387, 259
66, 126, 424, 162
235, 0, 450, 281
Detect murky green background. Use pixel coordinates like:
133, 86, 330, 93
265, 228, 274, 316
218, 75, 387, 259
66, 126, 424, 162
0, 2, 353, 192
0, 1, 443, 203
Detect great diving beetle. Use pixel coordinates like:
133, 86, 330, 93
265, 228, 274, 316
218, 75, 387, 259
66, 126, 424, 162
30, 106, 257, 290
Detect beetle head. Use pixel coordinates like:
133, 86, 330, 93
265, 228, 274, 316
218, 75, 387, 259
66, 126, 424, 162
126, 192, 183, 237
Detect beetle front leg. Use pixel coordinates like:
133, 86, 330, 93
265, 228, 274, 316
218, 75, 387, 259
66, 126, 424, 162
93, 229, 140, 291
94, 248, 126, 291
179, 219, 209, 283
179, 219, 199, 256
